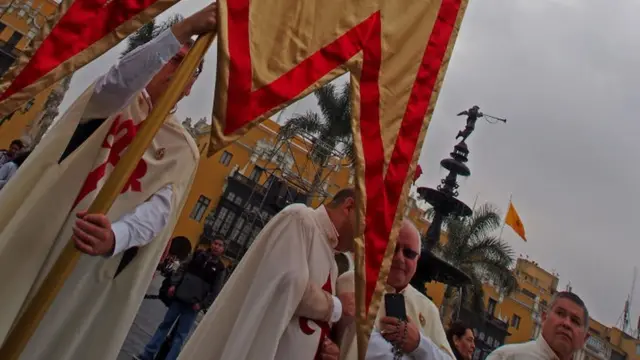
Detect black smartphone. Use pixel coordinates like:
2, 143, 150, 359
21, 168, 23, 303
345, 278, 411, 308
384, 293, 407, 320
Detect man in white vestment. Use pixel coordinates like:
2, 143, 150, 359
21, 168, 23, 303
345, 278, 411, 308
486, 292, 589, 360
0, 4, 217, 360
178, 188, 359, 360
336, 219, 454, 360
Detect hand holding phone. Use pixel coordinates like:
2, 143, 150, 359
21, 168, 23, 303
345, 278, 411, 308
384, 293, 407, 321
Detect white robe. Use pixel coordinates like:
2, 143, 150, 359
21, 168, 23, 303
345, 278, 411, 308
0, 87, 199, 360
336, 271, 453, 360
179, 204, 340, 360
486, 336, 563, 360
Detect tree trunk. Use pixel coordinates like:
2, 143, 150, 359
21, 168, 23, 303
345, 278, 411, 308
31, 75, 72, 146
440, 285, 458, 325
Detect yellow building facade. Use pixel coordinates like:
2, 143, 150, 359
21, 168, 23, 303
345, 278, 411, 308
172, 118, 353, 261
0, 0, 62, 148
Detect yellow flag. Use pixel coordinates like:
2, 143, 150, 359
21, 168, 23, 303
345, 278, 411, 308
505, 202, 526, 241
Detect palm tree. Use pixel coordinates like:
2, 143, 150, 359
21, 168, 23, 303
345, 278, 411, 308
279, 82, 354, 201
426, 203, 518, 321
120, 14, 184, 57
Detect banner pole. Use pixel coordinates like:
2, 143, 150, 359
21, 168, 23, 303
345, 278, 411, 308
0, 31, 217, 360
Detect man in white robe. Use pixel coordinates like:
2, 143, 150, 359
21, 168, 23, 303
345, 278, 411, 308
486, 292, 589, 360
178, 188, 359, 360
336, 219, 454, 360
0, 4, 217, 360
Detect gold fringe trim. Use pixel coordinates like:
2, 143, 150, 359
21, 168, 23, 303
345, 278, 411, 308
360, 0, 471, 352
0, 0, 179, 116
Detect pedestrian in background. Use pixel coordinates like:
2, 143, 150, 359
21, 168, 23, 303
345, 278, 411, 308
138, 237, 227, 360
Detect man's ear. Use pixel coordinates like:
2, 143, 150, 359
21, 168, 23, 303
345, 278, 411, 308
345, 197, 356, 211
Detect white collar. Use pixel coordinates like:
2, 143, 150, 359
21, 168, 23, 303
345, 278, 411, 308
536, 336, 564, 360
314, 205, 339, 249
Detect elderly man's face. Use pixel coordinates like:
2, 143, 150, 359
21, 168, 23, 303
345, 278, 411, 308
387, 222, 420, 290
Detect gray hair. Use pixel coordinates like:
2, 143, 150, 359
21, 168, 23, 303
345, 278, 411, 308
549, 291, 589, 329
401, 219, 422, 256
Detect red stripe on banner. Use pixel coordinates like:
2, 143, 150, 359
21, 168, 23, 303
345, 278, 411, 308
362, 0, 462, 306
224, 0, 462, 311
0, 0, 162, 102
224, 0, 375, 134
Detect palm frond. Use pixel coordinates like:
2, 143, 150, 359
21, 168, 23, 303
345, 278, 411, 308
279, 112, 325, 140
468, 237, 514, 263
437, 202, 518, 310
314, 84, 342, 125
153, 14, 184, 37
120, 20, 156, 58
466, 204, 502, 241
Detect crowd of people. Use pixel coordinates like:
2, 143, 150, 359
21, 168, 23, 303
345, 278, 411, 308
0, 2, 592, 360
136, 188, 590, 360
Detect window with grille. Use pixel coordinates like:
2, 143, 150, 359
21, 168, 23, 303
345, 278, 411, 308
229, 217, 245, 241
487, 298, 497, 316
220, 151, 233, 166
6, 32, 23, 48
189, 195, 210, 221
521, 288, 536, 299
511, 314, 521, 329
210, 207, 229, 233
220, 213, 236, 234
249, 166, 264, 182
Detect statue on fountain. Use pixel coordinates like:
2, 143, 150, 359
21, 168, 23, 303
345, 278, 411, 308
456, 105, 483, 142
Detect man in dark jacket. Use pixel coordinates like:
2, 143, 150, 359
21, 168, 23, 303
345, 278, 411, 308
138, 237, 227, 360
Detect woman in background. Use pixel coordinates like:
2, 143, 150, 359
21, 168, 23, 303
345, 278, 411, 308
446, 321, 476, 360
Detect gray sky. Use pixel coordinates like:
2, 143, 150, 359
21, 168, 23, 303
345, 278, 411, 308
58, 0, 640, 328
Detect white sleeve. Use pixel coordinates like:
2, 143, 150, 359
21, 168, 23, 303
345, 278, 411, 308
409, 334, 454, 360
0, 163, 17, 189
331, 296, 343, 323
83, 28, 182, 120
110, 184, 173, 256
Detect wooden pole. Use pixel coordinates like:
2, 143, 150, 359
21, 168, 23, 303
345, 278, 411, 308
0, 31, 217, 360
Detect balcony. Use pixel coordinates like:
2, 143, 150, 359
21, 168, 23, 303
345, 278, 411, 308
229, 171, 267, 196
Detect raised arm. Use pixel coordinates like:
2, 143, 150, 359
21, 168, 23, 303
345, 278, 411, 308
81, 29, 182, 120
82, 3, 218, 119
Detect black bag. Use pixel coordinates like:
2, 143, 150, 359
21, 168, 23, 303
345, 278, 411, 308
158, 276, 173, 307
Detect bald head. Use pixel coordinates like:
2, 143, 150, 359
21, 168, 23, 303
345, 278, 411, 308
387, 219, 422, 290
401, 219, 421, 256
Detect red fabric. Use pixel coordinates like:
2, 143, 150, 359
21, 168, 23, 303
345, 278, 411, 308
72, 115, 147, 209
298, 275, 333, 359
413, 165, 423, 184
224, 0, 462, 313
0, 0, 162, 102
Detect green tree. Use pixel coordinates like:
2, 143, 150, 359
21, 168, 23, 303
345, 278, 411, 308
279, 82, 354, 201
427, 203, 518, 320
120, 14, 184, 58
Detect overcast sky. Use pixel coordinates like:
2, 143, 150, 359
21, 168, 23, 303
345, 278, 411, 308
58, 0, 640, 328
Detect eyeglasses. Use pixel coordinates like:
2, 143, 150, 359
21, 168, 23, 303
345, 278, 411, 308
394, 246, 419, 260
